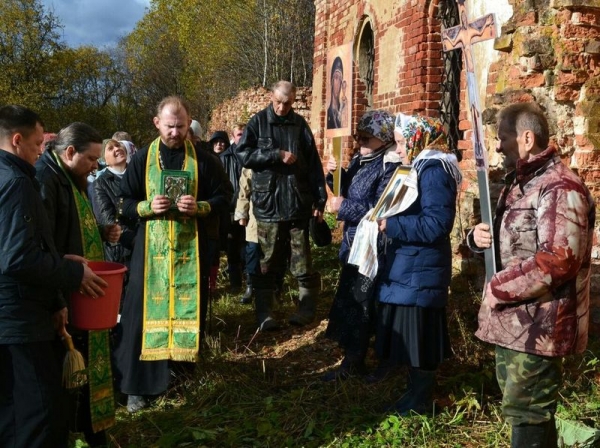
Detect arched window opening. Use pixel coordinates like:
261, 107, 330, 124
438, 0, 463, 156
358, 21, 375, 107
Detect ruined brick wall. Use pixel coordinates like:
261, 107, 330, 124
207, 86, 312, 140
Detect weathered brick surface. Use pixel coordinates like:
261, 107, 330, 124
208, 86, 312, 139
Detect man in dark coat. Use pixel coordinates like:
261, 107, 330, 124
0, 105, 105, 448
237, 81, 327, 331
36, 122, 119, 447
114, 96, 231, 412
209, 129, 245, 289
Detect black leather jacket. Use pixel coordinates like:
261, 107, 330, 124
91, 169, 137, 249
237, 105, 327, 222
218, 144, 242, 213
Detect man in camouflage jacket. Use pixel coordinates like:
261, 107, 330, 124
468, 102, 594, 448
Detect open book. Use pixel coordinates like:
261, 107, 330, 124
347, 165, 419, 279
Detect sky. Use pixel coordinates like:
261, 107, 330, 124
40, 0, 151, 48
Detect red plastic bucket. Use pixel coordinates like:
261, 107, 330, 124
70, 261, 127, 330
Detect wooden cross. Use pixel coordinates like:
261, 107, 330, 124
441, 0, 497, 281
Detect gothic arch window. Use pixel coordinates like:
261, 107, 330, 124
357, 20, 375, 107
437, 0, 462, 157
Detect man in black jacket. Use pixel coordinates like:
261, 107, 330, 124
237, 81, 327, 330
0, 105, 106, 448
210, 129, 245, 290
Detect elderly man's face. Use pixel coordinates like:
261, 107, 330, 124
496, 119, 521, 170
154, 104, 190, 149
271, 89, 295, 117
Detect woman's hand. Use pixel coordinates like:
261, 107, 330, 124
102, 224, 122, 243
329, 196, 344, 212
327, 156, 338, 173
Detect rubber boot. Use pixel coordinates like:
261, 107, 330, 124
254, 288, 279, 331
511, 417, 558, 448
240, 284, 253, 304
289, 274, 319, 326
393, 367, 436, 416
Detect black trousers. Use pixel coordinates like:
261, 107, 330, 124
0, 342, 68, 448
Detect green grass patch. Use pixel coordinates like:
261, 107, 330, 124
95, 236, 600, 447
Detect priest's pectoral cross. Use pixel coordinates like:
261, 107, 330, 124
441, 0, 497, 281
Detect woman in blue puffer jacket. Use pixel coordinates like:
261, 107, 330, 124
374, 115, 462, 415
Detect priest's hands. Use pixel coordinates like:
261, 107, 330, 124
151, 194, 171, 215
176, 195, 198, 216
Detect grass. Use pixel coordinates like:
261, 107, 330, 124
100, 227, 599, 447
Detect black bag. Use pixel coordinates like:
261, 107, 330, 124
309, 217, 332, 247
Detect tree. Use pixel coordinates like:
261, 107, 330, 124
0, 0, 65, 107
121, 0, 315, 133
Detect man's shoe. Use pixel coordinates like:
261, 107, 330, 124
126, 395, 149, 413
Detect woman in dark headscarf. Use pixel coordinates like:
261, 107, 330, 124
322, 110, 401, 381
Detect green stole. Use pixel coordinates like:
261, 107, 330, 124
141, 138, 201, 362
53, 153, 115, 433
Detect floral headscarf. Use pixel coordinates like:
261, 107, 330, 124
395, 114, 462, 186
357, 110, 395, 144
395, 114, 447, 163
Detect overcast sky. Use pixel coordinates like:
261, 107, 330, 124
41, 0, 151, 48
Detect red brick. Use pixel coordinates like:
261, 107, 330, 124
555, 85, 581, 102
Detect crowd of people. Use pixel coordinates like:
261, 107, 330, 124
0, 86, 593, 448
